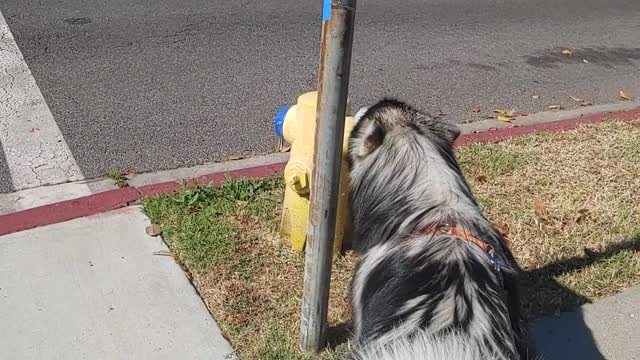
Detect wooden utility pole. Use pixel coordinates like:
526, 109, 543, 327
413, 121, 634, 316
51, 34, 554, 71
300, 0, 357, 353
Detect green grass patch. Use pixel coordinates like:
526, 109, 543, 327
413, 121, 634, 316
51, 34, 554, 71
143, 120, 640, 359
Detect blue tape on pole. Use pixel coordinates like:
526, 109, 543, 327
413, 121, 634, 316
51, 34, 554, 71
322, 0, 331, 21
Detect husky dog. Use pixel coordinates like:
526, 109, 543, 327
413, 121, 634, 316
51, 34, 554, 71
346, 100, 532, 360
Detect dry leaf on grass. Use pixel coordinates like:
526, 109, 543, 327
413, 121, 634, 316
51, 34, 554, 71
533, 199, 546, 217
472, 107, 482, 113
569, 96, 584, 102
548, 105, 563, 110
619, 90, 632, 101
497, 115, 513, 122
532, 95, 540, 99
496, 224, 510, 238
562, 49, 573, 56
574, 208, 590, 223
580, 101, 593, 106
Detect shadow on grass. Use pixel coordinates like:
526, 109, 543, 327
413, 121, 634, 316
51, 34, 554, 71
326, 237, 639, 359
326, 322, 352, 351
524, 236, 639, 360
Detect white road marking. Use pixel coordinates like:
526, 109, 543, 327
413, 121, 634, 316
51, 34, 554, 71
0, 10, 89, 195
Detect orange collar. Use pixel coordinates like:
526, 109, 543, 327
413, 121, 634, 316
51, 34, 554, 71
422, 224, 495, 255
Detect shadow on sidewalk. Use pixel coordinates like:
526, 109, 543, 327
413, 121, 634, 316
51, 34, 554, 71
327, 237, 639, 359
523, 236, 639, 360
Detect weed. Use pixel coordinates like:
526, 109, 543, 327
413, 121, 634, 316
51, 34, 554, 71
108, 171, 129, 188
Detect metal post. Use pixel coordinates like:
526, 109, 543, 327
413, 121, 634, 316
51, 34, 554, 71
300, 0, 357, 353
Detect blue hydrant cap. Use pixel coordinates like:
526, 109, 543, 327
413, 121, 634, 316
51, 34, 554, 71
273, 105, 290, 138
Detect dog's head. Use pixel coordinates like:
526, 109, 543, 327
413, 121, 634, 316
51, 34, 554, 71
347, 99, 460, 170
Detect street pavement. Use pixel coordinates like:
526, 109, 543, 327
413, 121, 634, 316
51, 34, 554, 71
1, 0, 640, 193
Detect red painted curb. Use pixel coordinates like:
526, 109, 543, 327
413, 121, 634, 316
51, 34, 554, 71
0, 162, 288, 237
455, 108, 640, 147
1, 108, 638, 236
0, 188, 140, 236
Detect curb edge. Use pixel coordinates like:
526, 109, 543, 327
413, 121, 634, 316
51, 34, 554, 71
2, 109, 639, 236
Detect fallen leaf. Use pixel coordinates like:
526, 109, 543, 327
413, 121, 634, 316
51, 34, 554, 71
569, 96, 584, 102
146, 224, 162, 237
152, 250, 172, 256
574, 208, 590, 223
533, 199, 546, 217
562, 49, 573, 56
619, 90, 632, 101
227, 155, 245, 161
494, 108, 528, 121
532, 95, 540, 99
496, 224, 510, 237
548, 105, 563, 110
580, 101, 593, 106
472, 107, 481, 113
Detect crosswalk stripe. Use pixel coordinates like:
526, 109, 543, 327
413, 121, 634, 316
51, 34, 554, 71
0, 10, 89, 195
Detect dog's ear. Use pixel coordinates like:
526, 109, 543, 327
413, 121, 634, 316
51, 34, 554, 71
354, 106, 369, 124
353, 120, 385, 158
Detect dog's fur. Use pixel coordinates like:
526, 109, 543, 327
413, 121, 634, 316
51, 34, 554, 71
346, 100, 532, 360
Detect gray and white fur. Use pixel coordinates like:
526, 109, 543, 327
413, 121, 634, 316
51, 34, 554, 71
346, 100, 533, 360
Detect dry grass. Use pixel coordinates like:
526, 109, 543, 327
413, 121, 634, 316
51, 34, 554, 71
458, 120, 640, 317
144, 120, 640, 359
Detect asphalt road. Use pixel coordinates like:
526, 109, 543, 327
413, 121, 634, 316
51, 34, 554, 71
1, 0, 639, 193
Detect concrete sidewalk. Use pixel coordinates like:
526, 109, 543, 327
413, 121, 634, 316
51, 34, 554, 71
532, 286, 639, 360
0, 206, 234, 359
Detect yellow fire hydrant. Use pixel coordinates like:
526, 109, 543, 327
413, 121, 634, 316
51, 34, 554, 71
273, 91, 355, 253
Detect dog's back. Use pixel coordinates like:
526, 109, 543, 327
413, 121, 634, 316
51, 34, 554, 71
347, 100, 531, 360
354, 329, 488, 360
